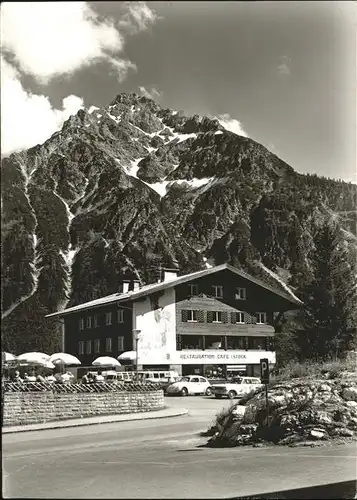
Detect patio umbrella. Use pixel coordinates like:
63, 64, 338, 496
92, 356, 121, 367
3, 352, 17, 363
117, 351, 137, 361
49, 353, 81, 365
17, 352, 50, 364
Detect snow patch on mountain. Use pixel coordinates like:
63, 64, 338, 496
259, 262, 302, 303
89, 106, 100, 114
108, 113, 121, 124
146, 180, 170, 197
169, 177, 212, 189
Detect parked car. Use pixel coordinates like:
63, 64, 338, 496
166, 375, 213, 396
213, 376, 263, 399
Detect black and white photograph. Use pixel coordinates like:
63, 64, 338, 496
1, 1, 356, 499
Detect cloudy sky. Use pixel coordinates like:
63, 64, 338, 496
1, 1, 356, 182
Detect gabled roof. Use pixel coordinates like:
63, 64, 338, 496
45, 263, 302, 319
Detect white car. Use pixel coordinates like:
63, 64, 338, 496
166, 375, 213, 396
213, 376, 263, 399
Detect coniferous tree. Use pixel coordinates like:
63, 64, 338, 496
295, 220, 357, 361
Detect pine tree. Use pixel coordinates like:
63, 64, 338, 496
295, 220, 357, 361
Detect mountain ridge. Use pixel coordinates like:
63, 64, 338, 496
1, 92, 356, 353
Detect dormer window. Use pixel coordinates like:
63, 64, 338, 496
235, 287, 247, 300
257, 312, 267, 324
188, 284, 199, 296
212, 285, 223, 298
187, 310, 198, 322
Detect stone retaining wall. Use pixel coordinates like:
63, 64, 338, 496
3, 388, 164, 427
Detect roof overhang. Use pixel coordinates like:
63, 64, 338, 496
45, 263, 302, 319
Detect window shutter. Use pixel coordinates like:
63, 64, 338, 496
207, 310, 213, 323
181, 310, 188, 322
230, 312, 236, 324
222, 311, 228, 323
198, 310, 205, 323
177, 335, 182, 350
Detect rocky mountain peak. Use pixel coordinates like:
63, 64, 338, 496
1, 92, 356, 353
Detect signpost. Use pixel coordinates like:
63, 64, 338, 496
133, 330, 141, 379
260, 358, 270, 426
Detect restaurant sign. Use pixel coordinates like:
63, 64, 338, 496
171, 350, 276, 365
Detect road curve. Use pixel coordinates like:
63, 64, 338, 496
3, 397, 357, 499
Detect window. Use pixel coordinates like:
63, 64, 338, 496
188, 284, 198, 296
86, 340, 92, 354
79, 318, 84, 330
86, 316, 92, 329
105, 312, 112, 325
212, 285, 223, 298
231, 311, 245, 324
94, 315, 99, 328
213, 311, 223, 323
187, 310, 198, 322
235, 287, 247, 300
78, 341, 84, 355
181, 310, 204, 322
248, 336, 266, 350
191, 377, 199, 383
106, 337, 112, 352
117, 309, 124, 323
94, 339, 100, 353
207, 311, 228, 323
236, 312, 245, 324
118, 336, 124, 351
257, 312, 267, 324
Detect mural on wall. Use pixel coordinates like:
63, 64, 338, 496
137, 291, 175, 363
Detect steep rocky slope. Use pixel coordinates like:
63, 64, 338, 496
1, 92, 356, 353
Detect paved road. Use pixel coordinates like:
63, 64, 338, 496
3, 396, 357, 499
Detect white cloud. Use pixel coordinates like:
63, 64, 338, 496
216, 113, 249, 138
138, 86, 162, 100
0, 2, 159, 154
119, 2, 158, 34
1, 2, 131, 83
277, 56, 291, 76
1, 57, 84, 155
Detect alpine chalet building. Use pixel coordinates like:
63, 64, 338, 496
46, 264, 302, 377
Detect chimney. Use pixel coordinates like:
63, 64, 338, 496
118, 280, 130, 294
132, 280, 140, 291
161, 259, 180, 282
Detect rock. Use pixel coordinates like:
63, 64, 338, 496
346, 401, 357, 408
313, 411, 333, 426
332, 427, 354, 437
343, 387, 357, 402
318, 384, 332, 392
309, 429, 326, 439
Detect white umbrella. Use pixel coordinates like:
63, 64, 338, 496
92, 356, 121, 367
117, 351, 137, 361
3, 352, 17, 363
49, 353, 81, 365
17, 352, 50, 364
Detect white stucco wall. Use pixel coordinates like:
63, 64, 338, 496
133, 288, 176, 365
